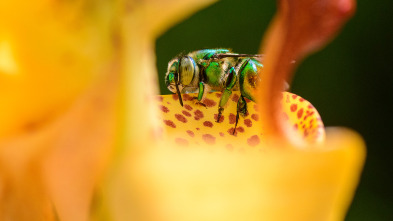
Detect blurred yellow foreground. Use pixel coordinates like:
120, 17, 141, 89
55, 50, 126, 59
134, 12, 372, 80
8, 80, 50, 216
0, 0, 364, 221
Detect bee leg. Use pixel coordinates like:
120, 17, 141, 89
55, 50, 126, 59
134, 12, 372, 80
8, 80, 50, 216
234, 96, 247, 135
217, 87, 232, 123
194, 82, 207, 108
234, 111, 239, 135
217, 67, 237, 123
194, 99, 207, 108
217, 107, 224, 123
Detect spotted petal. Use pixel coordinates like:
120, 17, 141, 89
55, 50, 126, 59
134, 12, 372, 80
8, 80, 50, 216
157, 91, 324, 150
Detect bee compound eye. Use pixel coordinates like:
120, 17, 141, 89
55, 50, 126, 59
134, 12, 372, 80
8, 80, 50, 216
180, 56, 195, 86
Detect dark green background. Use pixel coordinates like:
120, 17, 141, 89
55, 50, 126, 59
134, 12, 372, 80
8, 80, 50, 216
156, 0, 393, 220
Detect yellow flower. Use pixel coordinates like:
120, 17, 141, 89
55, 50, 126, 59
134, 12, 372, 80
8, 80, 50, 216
0, 0, 365, 221
104, 1, 365, 221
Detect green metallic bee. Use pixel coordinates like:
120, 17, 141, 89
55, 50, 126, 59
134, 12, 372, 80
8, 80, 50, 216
165, 48, 263, 131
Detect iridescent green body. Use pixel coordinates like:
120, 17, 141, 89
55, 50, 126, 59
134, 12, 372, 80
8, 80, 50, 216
165, 48, 263, 131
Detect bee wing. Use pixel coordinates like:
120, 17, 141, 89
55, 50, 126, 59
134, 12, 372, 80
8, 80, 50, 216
211, 53, 264, 60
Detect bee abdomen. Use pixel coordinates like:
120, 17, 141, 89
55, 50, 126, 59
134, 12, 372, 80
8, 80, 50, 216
238, 59, 261, 101
248, 75, 258, 89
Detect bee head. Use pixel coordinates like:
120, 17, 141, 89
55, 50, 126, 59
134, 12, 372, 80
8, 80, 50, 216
165, 56, 197, 106
165, 59, 180, 94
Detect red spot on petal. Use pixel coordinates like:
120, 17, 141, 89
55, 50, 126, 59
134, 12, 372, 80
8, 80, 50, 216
175, 138, 189, 146
247, 135, 260, 147
160, 105, 169, 113
244, 97, 251, 103
163, 120, 176, 128
156, 96, 164, 102
196, 127, 200, 131
216, 92, 222, 98
294, 124, 298, 130
202, 134, 216, 145
297, 108, 304, 119
236, 126, 245, 133
175, 114, 187, 123
186, 130, 195, 137
244, 119, 252, 127
290, 104, 298, 112
219, 132, 224, 137
231, 94, 240, 102
214, 114, 224, 123
229, 113, 236, 124
299, 98, 305, 102
253, 104, 259, 111
204, 98, 217, 107
194, 110, 204, 120
251, 114, 259, 121
182, 110, 191, 117
303, 111, 314, 121
182, 94, 193, 101
203, 121, 213, 128
172, 94, 179, 100
292, 94, 298, 99
184, 104, 193, 111
227, 127, 237, 136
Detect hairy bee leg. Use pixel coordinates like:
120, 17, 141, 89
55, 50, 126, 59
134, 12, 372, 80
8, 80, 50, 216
217, 88, 232, 123
197, 82, 205, 101
194, 99, 207, 108
234, 110, 239, 135
217, 107, 224, 123
234, 96, 247, 135
217, 67, 237, 123
193, 82, 207, 108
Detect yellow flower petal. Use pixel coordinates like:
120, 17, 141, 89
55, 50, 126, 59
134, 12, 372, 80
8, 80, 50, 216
157, 91, 324, 150
119, 0, 218, 148
0, 1, 120, 220
0, 0, 117, 139
107, 128, 364, 221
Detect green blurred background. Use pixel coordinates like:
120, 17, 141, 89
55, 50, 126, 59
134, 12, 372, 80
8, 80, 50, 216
156, 0, 393, 220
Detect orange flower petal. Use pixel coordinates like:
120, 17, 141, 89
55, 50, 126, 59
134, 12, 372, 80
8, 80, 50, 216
258, 0, 356, 143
